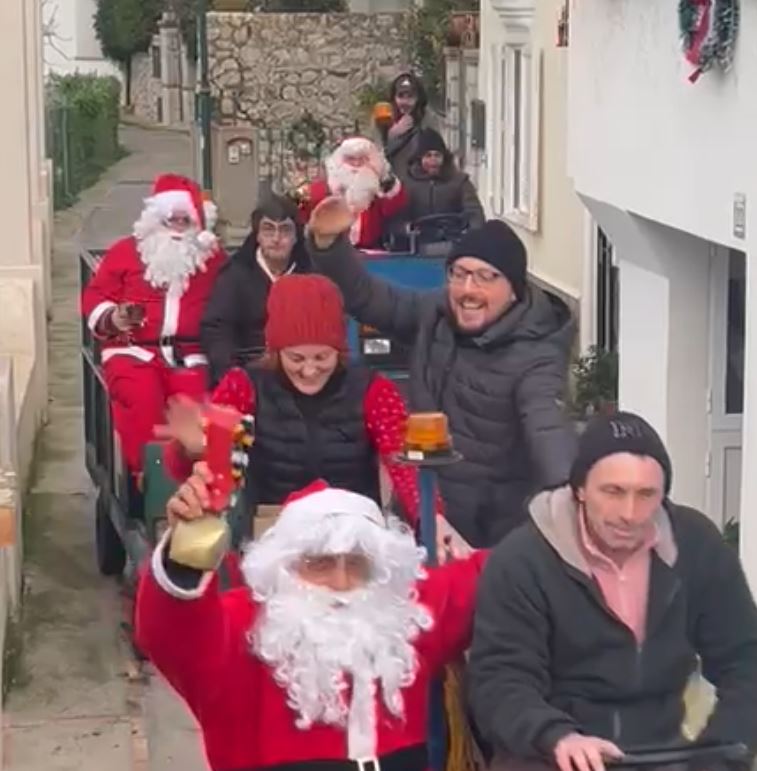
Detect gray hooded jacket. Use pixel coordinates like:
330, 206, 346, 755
309, 236, 577, 547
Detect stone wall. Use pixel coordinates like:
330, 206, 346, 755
130, 44, 162, 123
208, 11, 409, 130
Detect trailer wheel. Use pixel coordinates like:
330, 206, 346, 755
96, 489, 126, 577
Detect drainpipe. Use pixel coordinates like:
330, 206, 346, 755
196, 0, 212, 191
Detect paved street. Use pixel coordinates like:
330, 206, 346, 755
3, 126, 208, 771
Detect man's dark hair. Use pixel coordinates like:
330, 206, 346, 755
249, 194, 309, 267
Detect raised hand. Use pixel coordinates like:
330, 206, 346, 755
388, 114, 414, 139
154, 394, 205, 456
308, 196, 356, 249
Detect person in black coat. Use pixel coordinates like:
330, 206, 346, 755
403, 128, 484, 229
468, 412, 757, 771
200, 195, 310, 386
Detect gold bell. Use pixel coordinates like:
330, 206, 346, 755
169, 516, 231, 572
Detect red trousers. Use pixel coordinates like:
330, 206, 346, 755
103, 356, 207, 474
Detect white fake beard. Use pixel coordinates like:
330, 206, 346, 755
135, 225, 211, 295
326, 162, 380, 214
251, 572, 433, 735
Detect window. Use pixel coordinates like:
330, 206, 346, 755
502, 43, 540, 229
487, 1, 541, 231
151, 45, 161, 80
596, 227, 618, 353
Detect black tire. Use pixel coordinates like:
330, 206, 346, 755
96, 489, 126, 577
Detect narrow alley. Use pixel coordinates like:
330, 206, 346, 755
3, 126, 208, 771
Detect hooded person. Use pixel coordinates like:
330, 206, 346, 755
81, 173, 226, 477
468, 411, 757, 771
136, 477, 487, 771
404, 128, 484, 229
298, 136, 407, 250
160, 273, 460, 550
307, 197, 577, 548
378, 72, 439, 182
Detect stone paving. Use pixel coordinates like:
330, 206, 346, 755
3, 125, 208, 771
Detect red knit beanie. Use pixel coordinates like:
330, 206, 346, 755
265, 274, 347, 352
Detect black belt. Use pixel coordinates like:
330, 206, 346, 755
226, 743, 427, 771
139, 336, 200, 347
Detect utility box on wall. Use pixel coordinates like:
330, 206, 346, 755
193, 124, 260, 242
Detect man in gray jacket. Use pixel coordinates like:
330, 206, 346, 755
307, 197, 577, 547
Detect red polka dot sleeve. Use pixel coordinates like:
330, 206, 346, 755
163, 368, 257, 481
362, 374, 444, 527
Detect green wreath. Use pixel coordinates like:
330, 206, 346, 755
286, 111, 327, 162
679, 0, 739, 82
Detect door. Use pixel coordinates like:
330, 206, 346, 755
706, 247, 745, 529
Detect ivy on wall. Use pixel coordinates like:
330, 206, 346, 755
406, 0, 479, 109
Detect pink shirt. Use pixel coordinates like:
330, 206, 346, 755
578, 514, 658, 645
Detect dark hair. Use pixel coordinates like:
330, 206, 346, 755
389, 72, 428, 123
249, 194, 309, 266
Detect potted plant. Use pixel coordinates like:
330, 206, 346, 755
723, 518, 739, 549
571, 346, 618, 430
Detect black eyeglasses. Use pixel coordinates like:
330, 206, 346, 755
447, 264, 503, 287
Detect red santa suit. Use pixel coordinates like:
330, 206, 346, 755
136, 483, 486, 771
81, 174, 225, 474
299, 137, 407, 250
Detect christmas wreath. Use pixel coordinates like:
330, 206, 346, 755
679, 0, 740, 83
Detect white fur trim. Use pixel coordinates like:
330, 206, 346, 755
377, 176, 402, 199
196, 230, 217, 251
102, 346, 155, 363
203, 200, 218, 230
282, 488, 385, 528
183, 353, 208, 368
349, 213, 363, 245
87, 300, 117, 332
149, 190, 198, 223
151, 529, 214, 600
339, 137, 375, 158
160, 291, 181, 366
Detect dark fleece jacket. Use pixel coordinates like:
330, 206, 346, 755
468, 486, 757, 761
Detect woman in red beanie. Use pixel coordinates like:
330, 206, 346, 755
159, 273, 450, 546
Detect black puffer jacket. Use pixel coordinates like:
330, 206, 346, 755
468, 487, 757, 761
309, 236, 577, 547
403, 160, 484, 228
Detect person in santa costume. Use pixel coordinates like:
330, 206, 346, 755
81, 173, 226, 478
136, 473, 487, 771
159, 273, 461, 552
298, 137, 407, 250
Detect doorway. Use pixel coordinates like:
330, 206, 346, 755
707, 247, 745, 529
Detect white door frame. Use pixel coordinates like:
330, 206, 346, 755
706, 245, 744, 528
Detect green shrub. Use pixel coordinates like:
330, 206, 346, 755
46, 74, 126, 209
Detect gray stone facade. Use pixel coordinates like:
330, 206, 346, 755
207, 11, 409, 130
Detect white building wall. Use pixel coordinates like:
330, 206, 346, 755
44, 0, 120, 78
478, 0, 587, 309
568, 0, 757, 250
568, 0, 757, 588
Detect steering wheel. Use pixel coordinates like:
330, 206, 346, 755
608, 741, 748, 767
409, 213, 469, 244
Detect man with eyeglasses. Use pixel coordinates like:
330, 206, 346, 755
81, 173, 225, 481
201, 194, 311, 386
306, 197, 577, 548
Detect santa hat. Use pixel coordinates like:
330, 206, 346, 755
330, 137, 387, 175
265, 274, 347, 352
145, 174, 218, 250
241, 480, 425, 600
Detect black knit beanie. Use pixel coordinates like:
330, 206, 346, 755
417, 128, 448, 157
447, 220, 527, 299
569, 411, 673, 494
